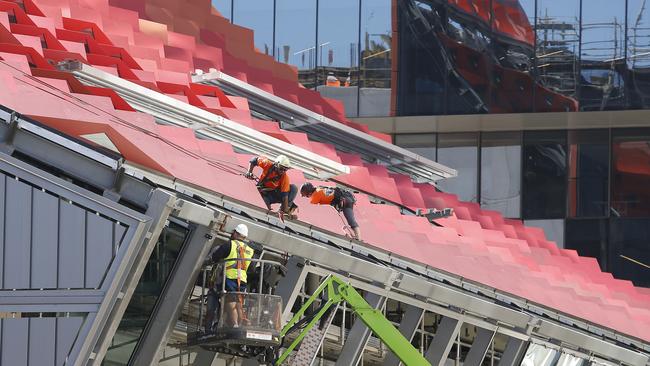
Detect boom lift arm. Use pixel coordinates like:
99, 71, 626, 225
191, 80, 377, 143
277, 275, 431, 366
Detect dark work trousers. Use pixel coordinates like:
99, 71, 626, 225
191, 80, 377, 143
260, 184, 298, 209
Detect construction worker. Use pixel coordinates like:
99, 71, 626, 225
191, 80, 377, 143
205, 224, 254, 328
326, 72, 340, 87
300, 183, 361, 240
245, 155, 298, 219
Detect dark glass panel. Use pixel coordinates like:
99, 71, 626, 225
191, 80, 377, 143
610, 218, 650, 287
275, 0, 317, 87
481, 132, 522, 218
103, 223, 189, 365
627, 0, 650, 109
360, 0, 393, 117
233, 1, 274, 56
212, 0, 232, 22
315, 0, 360, 117
565, 219, 608, 269
394, 133, 437, 161
611, 128, 650, 217
579, 0, 626, 111
437, 133, 479, 203
568, 130, 609, 217
523, 130, 567, 219
535, 0, 580, 110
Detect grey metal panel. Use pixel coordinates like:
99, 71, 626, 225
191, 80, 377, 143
85, 212, 114, 288
335, 292, 386, 366
32, 189, 59, 289
424, 317, 462, 366
384, 305, 425, 366
113, 222, 127, 254
498, 339, 527, 366
29, 317, 56, 366
58, 200, 86, 289
0, 174, 5, 288
464, 327, 496, 366
4, 177, 32, 289
1, 318, 29, 365
56, 316, 85, 366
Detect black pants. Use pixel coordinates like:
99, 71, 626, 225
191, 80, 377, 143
261, 184, 298, 209
339, 201, 358, 228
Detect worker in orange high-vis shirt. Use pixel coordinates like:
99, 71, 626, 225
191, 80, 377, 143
245, 155, 298, 218
300, 182, 360, 240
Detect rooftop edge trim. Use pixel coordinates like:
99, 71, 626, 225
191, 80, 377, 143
191, 70, 457, 182
57, 61, 349, 180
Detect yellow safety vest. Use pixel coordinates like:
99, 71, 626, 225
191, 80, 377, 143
224, 240, 254, 282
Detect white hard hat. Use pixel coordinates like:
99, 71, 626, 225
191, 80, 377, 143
274, 154, 291, 169
234, 224, 248, 237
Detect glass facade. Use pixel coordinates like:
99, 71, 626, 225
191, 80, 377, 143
395, 128, 650, 287
213, 0, 650, 117
103, 222, 189, 365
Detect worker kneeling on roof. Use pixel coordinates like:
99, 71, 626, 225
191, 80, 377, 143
300, 183, 361, 240
205, 224, 254, 328
245, 155, 298, 219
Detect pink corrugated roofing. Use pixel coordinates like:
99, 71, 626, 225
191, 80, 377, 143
0, 0, 647, 343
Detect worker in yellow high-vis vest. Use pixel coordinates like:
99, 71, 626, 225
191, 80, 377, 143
205, 224, 254, 328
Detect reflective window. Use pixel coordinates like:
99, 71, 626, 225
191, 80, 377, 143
481, 132, 522, 218
568, 130, 609, 217
580, 0, 626, 110
524, 219, 565, 248
394, 133, 437, 161
397, 1, 447, 116
275, 0, 317, 87
523, 130, 567, 219
359, 0, 393, 117
315, 0, 360, 117
610, 218, 650, 287
612, 129, 650, 217
565, 219, 608, 269
233, 1, 274, 55
437, 133, 478, 203
535, 0, 580, 109
628, 0, 650, 109
212, 0, 232, 22
103, 223, 188, 365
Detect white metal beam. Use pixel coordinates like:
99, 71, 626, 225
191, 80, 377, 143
191, 69, 457, 182
57, 61, 349, 180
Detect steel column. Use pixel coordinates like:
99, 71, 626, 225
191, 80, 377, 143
275, 256, 309, 322
384, 304, 425, 366
498, 338, 528, 366
424, 316, 462, 366
128, 223, 217, 365
464, 327, 496, 366
334, 292, 386, 366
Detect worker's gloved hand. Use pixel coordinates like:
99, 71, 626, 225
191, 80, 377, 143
244, 172, 255, 180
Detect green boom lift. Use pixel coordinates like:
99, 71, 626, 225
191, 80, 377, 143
276, 274, 430, 365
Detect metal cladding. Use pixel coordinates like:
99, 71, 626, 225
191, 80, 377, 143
0, 0, 648, 359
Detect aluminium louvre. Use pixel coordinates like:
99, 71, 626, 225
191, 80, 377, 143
191, 69, 457, 183
56, 60, 349, 180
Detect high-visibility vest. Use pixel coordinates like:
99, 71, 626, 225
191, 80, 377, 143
224, 240, 254, 283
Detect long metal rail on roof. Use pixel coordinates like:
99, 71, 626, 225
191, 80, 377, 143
56, 61, 349, 180
191, 70, 457, 183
